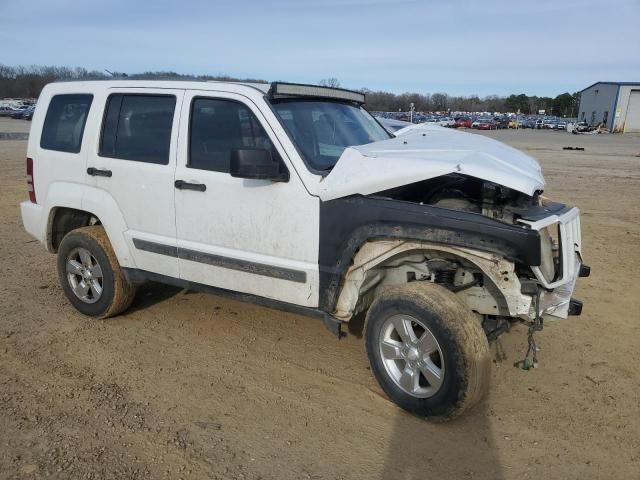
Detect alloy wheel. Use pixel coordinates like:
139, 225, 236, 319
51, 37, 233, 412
66, 247, 104, 304
378, 314, 445, 398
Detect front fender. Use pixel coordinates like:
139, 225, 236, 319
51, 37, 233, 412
318, 195, 541, 312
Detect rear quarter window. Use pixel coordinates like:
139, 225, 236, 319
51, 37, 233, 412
40, 94, 93, 153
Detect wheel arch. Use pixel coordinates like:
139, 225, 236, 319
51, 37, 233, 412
44, 182, 135, 268
318, 196, 541, 316
47, 206, 98, 252
332, 240, 532, 323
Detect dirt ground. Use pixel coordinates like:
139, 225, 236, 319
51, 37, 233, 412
1, 118, 639, 480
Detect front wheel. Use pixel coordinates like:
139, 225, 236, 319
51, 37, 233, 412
57, 226, 136, 318
365, 282, 491, 418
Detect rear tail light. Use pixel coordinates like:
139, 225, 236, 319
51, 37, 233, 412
26, 157, 36, 203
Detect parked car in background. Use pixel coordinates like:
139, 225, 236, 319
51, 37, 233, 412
542, 119, 556, 129
535, 119, 544, 129
476, 119, 498, 130
455, 117, 473, 128
10, 106, 34, 119
376, 117, 413, 134
437, 117, 455, 128
556, 121, 567, 130
495, 118, 509, 129
1, 105, 27, 117
24, 106, 36, 121
573, 121, 598, 133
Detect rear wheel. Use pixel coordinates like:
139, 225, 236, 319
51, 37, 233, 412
365, 282, 490, 418
57, 226, 136, 318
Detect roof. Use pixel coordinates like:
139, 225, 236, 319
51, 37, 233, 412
581, 81, 640, 92
217, 81, 269, 93
48, 79, 365, 103
52, 78, 270, 95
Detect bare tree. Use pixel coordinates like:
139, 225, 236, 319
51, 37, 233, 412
430, 93, 448, 111
319, 77, 341, 88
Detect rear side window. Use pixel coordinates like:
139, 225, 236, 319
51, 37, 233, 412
100, 94, 176, 164
189, 98, 277, 173
40, 94, 93, 153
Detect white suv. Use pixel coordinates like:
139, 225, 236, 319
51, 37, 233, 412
21, 80, 589, 418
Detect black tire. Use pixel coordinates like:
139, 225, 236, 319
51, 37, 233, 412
57, 226, 136, 318
365, 282, 490, 418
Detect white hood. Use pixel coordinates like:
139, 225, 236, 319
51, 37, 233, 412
318, 125, 545, 201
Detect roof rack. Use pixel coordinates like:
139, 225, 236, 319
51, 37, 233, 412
267, 82, 365, 104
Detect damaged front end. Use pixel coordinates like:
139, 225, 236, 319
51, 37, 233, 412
326, 173, 589, 366
315, 127, 588, 368
516, 202, 589, 320
369, 173, 589, 323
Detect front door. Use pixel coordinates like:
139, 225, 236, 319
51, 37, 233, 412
174, 90, 319, 307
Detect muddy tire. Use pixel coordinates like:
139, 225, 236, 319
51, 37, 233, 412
57, 226, 136, 318
365, 282, 491, 418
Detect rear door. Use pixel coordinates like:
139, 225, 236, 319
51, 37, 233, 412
85, 88, 184, 278
173, 90, 319, 307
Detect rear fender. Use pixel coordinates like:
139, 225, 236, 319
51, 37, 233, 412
44, 182, 135, 267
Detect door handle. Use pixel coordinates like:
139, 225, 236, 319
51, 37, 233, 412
175, 180, 206, 192
87, 167, 112, 177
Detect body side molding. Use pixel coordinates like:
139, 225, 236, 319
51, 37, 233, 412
132, 238, 307, 284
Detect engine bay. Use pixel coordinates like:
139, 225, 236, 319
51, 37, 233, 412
371, 173, 541, 224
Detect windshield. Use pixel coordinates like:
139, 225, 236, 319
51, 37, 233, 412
270, 99, 391, 171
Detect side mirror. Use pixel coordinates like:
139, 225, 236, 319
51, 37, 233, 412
230, 148, 289, 182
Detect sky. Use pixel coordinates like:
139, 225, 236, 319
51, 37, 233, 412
1, 0, 639, 97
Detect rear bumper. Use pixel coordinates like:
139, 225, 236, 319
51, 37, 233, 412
20, 201, 45, 244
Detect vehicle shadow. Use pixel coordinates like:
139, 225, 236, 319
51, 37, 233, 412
379, 395, 504, 479
126, 282, 183, 314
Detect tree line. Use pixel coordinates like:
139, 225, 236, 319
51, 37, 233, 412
363, 90, 580, 116
0, 65, 267, 99
0, 65, 579, 116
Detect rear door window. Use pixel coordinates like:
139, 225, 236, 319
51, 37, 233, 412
100, 94, 176, 164
40, 94, 93, 153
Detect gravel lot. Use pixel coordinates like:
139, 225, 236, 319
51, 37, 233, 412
1, 118, 639, 479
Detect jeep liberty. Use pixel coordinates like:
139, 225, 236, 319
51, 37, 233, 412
21, 81, 588, 417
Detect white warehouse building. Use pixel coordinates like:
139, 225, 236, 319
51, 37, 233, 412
578, 81, 640, 133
